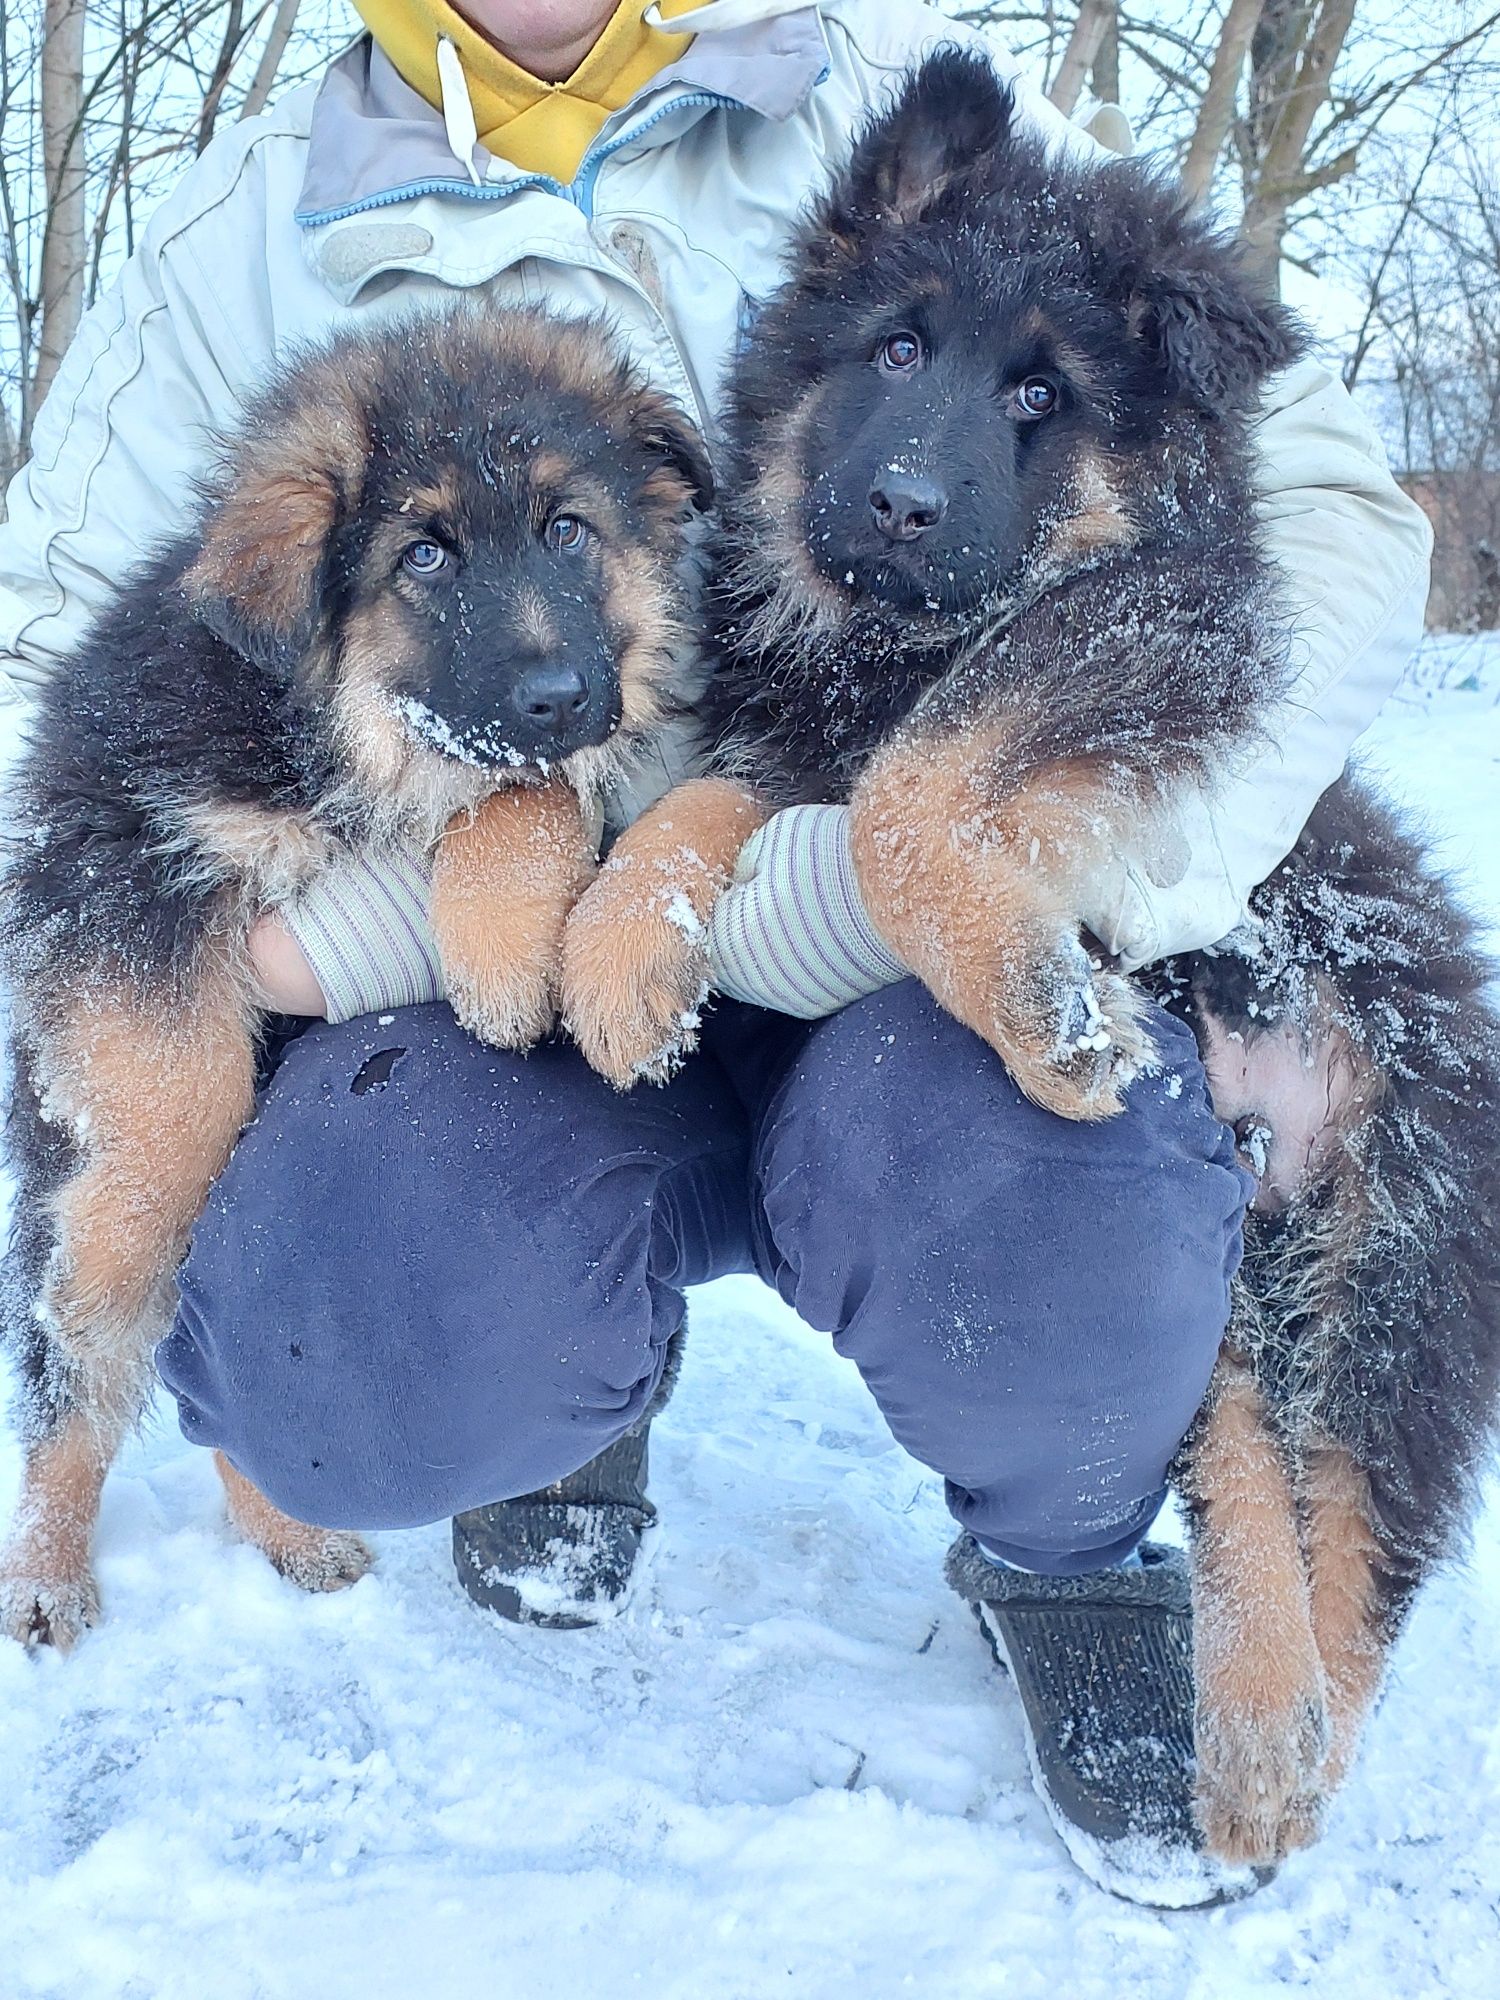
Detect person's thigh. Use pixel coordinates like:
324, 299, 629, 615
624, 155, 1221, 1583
742, 980, 1252, 1573
158, 1006, 752, 1530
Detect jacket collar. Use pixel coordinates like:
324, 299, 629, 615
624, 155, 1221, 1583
297, 8, 828, 226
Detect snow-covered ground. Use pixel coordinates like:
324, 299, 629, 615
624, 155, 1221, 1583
2, 637, 1498, 2000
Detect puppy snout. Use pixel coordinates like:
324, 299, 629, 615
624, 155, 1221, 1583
869, 474, 948, 542
512, 663, 591, 731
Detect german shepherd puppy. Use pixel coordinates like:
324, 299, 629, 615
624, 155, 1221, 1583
0, 305, 711, 1648
562, 54, 1500, 1866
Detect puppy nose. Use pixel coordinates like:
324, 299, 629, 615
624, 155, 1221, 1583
512, 663, 590, 730
869, 475, 948, 542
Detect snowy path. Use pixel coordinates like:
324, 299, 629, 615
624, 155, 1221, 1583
2, 638, 1498, 2000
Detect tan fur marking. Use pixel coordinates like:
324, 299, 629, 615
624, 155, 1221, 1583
1300, 1442, 1387, 1794
0, 1413, 109, 1648
171, 801, 334, 908
404, 470, 463, 524
734, 386, 848, 642
43, 961, 258, 1424
849, 729, 1152, 1119
431, 778, 596, 1048
184, 383, 364, 648
1037, 449, 1138, 573
331, 599, 492, 841
215, 1454, 373, 1593
1187, 1356, 1328, 1865
563, 778, 768, 1089
602, 541, 689, 739
529, 450, 573, 491
512, 586, 559, 658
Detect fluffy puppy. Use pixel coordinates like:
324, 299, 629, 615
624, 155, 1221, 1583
561, 53, 1500, 1869
0, 305, 710, 1647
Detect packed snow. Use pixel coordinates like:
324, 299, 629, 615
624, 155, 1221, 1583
1, 634, 1497, 1999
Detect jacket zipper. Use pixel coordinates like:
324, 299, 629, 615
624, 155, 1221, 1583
298, 87, 739, 229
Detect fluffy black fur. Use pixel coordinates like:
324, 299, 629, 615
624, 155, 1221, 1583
696, 48, 1500, 1858
703, 48, 1303, 803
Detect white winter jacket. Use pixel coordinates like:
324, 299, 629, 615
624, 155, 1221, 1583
0, 0, 1432, 1005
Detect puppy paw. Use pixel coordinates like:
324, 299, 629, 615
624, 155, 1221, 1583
430, 781, 594, 1051
562, 864, 711, 1090
263, 1525, 374, 1595
989, 936, 1154, 1121
0, 1554, 101, 1651
443, 947, 559, 1052
1194, 1686, 1330, 1866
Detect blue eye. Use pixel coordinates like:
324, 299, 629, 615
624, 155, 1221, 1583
546, 514, 591, 553
1014, 376, 1059, 419
402, 540, 449, 575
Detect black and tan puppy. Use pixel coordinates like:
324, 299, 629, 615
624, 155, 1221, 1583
563, 54, 1500, 1866
0, 305, 710, 1647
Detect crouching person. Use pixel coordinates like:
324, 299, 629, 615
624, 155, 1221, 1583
1, 0, 1430, 1907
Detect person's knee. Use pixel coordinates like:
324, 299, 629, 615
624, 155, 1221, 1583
159, 1009, 679, 1528
759, 981, 1251, 1556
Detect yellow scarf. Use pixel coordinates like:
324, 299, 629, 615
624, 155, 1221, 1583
351, 1, 701, 183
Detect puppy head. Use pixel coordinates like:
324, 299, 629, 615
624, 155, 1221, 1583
728, 48, 1303, 628
184, 309, 711, 810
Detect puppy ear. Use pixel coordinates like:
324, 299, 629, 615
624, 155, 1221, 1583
1129, 249, 1306, 412
629, 390, 716, 513
183, 391, 362, 673
831, 48, 1013, 232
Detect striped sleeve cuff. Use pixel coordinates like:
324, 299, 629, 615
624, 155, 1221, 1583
706, 803, 908, 1018
281, 845, 444, 1025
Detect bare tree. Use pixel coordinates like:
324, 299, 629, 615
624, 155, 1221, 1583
32, 0, 86, 419
1049, 0, 1114, 113
0, 0, 342, 490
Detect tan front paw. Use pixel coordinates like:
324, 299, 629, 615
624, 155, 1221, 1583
442, 943, 559, 1051
1194, 1685, 1330, 1866
430, 781, 595, 1051
966, 932, 1153, 1121
561, 865, 711, 1090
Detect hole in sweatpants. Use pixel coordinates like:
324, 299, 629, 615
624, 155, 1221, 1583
350, 1047, 406, 1096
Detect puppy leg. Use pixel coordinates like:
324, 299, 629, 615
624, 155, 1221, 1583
3, 967, 255, 1641
215, 1453, 372, 1593
562, 778, 767, 1088
1279, 1442, 1388, 1847
1184, 1353, 1329, 1866
849, 734, 1152, 1121
431, 777, 596, 1048
0, 1412, 109, 1650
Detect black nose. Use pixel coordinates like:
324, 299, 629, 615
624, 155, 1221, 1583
512, 663, 590, 731
869, 474, 948, 542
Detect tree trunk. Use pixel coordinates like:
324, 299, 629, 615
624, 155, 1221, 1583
1240, 0, 1360, 292
1049, 0, 1113, 116
32, 0, 89, 426
241, 0, 303, 121
1182, 0, 1267, 208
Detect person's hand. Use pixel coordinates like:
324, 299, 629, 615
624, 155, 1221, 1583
247, 913, 330, 1016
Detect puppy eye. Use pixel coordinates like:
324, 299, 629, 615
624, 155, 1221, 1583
402, 540, 450, 576
545, 514, 591, 553
1013, 376, 1059, 420
878, 331, 924, 374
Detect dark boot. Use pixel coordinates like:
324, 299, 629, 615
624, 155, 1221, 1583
946, 1534, 1273, 1908
452, 1331, 682, 1629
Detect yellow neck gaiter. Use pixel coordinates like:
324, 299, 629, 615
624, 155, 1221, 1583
352, 1, 701, 183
